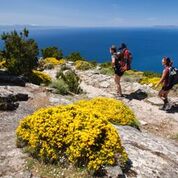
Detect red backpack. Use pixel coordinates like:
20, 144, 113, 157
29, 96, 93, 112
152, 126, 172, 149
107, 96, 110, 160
118, 49, 132, 72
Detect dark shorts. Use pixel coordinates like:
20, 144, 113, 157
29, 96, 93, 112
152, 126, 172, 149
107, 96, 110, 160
162, 84, 173, 91
114, 66, 124, 76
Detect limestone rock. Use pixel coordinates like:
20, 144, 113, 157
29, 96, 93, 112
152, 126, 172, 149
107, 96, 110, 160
116, 126, 178, 178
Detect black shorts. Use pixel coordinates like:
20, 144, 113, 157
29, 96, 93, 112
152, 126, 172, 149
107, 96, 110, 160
162, 85, 173, 91
114, 67, 124, 76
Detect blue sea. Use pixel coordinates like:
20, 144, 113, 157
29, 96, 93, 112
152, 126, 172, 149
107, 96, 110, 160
1, 27, 178, 73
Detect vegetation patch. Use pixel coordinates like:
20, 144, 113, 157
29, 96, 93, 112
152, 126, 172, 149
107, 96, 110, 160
44, 58, 65, 66
139, 77, 160, 88
50, 79, 69, 95
75, 60, 94, 70
56, 69, 82, 94
16, 97, 134, 173
25, 157, 90, 178
30, 70, 52, 85
75, 97, 139, 128
67, 52, 85, 62
1, 28, 39, 75
0, 60, 6, 69
99, 62, 114, 75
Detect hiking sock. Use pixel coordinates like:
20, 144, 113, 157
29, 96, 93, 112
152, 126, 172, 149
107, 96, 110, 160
163, 98, 168, 104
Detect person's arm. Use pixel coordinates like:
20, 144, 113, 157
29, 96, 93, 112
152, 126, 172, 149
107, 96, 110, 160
111, 56, 115, 68
155, 69, 168, 88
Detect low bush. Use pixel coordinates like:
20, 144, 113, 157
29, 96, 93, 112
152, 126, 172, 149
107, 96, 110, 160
143, 71, 161, 78
56, 69, 82, 94
99, 62, 111, 68
99, 67, 114, 75
66, 52, 85, 62
75, 97, 139, 128
30, 70, 52, 85
0, 60, 6, 69
98, 62, 114, 75
38, 58, 66, 70
16, 97, 131, 172
44, 58, 65, 66
139, 77, 160, 88
50, 79, 69, 95
75, 60, 94, 70
41, 47, 63, 59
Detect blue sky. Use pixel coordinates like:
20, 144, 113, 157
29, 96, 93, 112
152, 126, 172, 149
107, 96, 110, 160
0, 0, 178, 27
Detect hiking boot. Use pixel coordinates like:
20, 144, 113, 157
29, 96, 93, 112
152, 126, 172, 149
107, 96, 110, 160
159, 103, 167, 110
159, 105, 166, 110
164, 102, 172, 111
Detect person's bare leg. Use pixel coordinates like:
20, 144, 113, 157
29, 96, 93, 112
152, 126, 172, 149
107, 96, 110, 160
158, 90, 169, 109
114, 74, 122, 96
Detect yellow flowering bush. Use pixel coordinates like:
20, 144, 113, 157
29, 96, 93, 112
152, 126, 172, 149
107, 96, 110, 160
30, 70, 52, 85
75, 60, 94, 70
44, 57, 62, 65
38, 58, 66, 70
139, 77, 160, 88
16, 97, 133, 172
75, 97, 139, 128
0, 60, 6, 69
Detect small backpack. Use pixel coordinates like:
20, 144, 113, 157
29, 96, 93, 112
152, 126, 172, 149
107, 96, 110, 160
168, 67, 178, 86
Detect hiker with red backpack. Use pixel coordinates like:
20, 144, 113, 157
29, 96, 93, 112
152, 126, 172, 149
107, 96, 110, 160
118, 43, 132, 72
110, 45, 124, 97
110, 43, 132, 97
155, 57, 178, 111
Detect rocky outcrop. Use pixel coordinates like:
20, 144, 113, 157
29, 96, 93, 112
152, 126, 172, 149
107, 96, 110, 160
0, 74, 26, 86
0, 88, 29, 111
1, 65, 178, 178
117, 126, 178, 178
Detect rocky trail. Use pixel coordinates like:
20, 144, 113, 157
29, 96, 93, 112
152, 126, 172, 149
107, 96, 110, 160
0, 67, 178, 178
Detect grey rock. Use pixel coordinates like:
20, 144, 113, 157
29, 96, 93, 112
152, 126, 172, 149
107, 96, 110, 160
116, 126, 178, 178
0, 74, 26, 87
105, 165, 124, 178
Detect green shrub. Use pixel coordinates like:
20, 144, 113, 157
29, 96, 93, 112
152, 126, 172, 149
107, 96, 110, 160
44, 63, 55, 70
98, 62, 114, 75
143, 71, 161, 78
99, 62, 111, 68
0, 60, 6, 69
41, 47, 63, 59
50, 79, 69, 95
75, 60, 94, 70
1, 28, 39, 75
57, 70, 82, 94
99, 67, 114, 75
59, 64, 71, 72
16, 97, 130, 172
30, 70, 52, 85
67, 52, 85, 62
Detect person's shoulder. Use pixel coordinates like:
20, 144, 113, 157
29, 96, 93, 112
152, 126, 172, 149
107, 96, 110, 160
164, 67, 170, 74
112, 53, 118, 58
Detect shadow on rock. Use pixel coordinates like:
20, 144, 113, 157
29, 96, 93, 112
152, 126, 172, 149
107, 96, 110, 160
0, 70, 26, 87
166, 104, 178, 113
124, 89, 148, 101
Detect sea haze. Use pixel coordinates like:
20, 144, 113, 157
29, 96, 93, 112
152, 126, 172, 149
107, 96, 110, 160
1, 27, 178, 73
